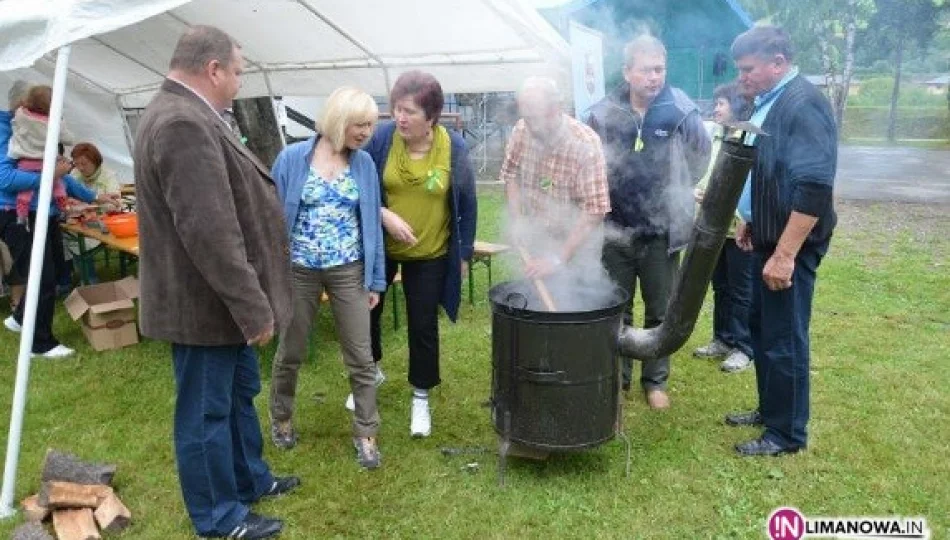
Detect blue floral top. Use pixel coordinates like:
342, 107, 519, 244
290, 167, 363, 269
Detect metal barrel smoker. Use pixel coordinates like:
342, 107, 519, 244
490, 129, 758, 485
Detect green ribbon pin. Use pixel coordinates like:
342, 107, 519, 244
539, 176, 553, 191
632, 127, 644, 152
426, 169, 443, 192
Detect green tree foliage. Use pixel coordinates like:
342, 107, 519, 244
861, 0, 946, 140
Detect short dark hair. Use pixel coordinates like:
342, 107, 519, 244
71, 142, 104, 169
731, 25, 794, 63
390, 70, 444, 125
169, 25, 239, 75
713, 82, 750, 121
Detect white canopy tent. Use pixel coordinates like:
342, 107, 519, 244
1, 0, 570, 179
0, 0, 569, 518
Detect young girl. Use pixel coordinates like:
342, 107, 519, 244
6, 85, 72, 227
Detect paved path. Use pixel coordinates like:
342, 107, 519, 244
837, 146, 950, 203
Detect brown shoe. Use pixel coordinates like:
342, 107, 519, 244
645, 389, 670, 409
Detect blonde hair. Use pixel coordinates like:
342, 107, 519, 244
316, 87, 379, 152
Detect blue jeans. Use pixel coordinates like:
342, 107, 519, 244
711, 241, 753, 357
172, 344, 275, 536
750, 244, 824, 448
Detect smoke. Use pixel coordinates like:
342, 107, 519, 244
503, 196, 621, 313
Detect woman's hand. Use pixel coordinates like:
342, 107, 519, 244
368, 291, 380, 310
381, 208, 417, 245
54, 157, 71, 178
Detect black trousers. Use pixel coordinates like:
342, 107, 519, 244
370, 256, 447, 390
1, 210, 65, 353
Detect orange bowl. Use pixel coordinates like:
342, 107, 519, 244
102, 213, 138, 238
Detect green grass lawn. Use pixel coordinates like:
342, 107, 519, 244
0, 194, 947, 539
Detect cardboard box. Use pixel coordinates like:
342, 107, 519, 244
64, 277, 140, 351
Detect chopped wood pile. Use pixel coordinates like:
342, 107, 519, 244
11, 450, 131, 540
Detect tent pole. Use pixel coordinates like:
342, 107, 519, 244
116, 95, 136, 159
0, 45, 72, 519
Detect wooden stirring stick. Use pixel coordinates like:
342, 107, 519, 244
517, 247, 558, 312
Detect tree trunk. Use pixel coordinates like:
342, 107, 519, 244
837, 0, 859, 130
816, 22, 839, 124
232, 97, 284, 168
887, 36, 904, 142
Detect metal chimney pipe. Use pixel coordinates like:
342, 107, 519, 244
617, 136, 756, 360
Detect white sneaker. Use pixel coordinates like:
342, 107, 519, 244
4, 316, 21, 333
721, 350, 752, 373
694, 339, 731, 358
33, 345, 74, 359
410, 396, 431, 438
345, 365, 386, 412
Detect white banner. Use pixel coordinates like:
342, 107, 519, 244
568, 20, 605, 121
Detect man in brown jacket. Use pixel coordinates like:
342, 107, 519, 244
134, 26, 297, 539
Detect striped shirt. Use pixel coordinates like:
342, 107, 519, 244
500, 115, 610, 225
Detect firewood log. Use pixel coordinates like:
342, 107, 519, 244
94, 492, 131, 533
39, 481, 113, 509
41, 449, 115, 486
20, 494, 50, 522
52, 508, 100, 540
11, 522, 54, 540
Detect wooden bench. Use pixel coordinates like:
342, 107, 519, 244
468, 241, 511, 305
321, 272, 403, 330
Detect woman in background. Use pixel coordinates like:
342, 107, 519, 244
693, 82, 754, 373
65, 142, 122, 284
364, 70, 477, 438
268, 86, 386, 470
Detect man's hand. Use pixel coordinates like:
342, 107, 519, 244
735, 221, 753, 252
54, 157, 71, 178
763, 252, 794, 291
381, 208, 417, 245
524, 255, 561, 279
367, 291, 380, 310
247, 324, 274, 346
693, 187, 705, 203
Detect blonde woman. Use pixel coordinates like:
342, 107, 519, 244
268, 87, 385, 469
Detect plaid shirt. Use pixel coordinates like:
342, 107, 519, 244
500, 115, 610, 222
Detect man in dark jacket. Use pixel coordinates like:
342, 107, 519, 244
134, 26, 298, 539
726, 26, 837, 457
587, 35, 710, 409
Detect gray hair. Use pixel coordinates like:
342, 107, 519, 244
518, 77, 562, 107
731, 25, 795, 62
623, 35, 667, 68
168, 25, 240, 74
7, 80, 30, 110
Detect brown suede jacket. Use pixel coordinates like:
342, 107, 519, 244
133, 79, 291, 346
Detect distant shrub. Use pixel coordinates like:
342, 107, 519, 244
842, 106, 949, 140
849, 77, 944, 107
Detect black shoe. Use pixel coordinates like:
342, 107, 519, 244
724, 410, 763, 426
203, 512, 282, 539
261, 476, 300, 498
735, 437, 804, 457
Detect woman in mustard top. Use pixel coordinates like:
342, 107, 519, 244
364, 71, 477, 438
693, 82, 754, 373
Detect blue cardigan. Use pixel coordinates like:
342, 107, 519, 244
270, 135, 387, 292
364, 120, 477, 322
0, 110, 95, 211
